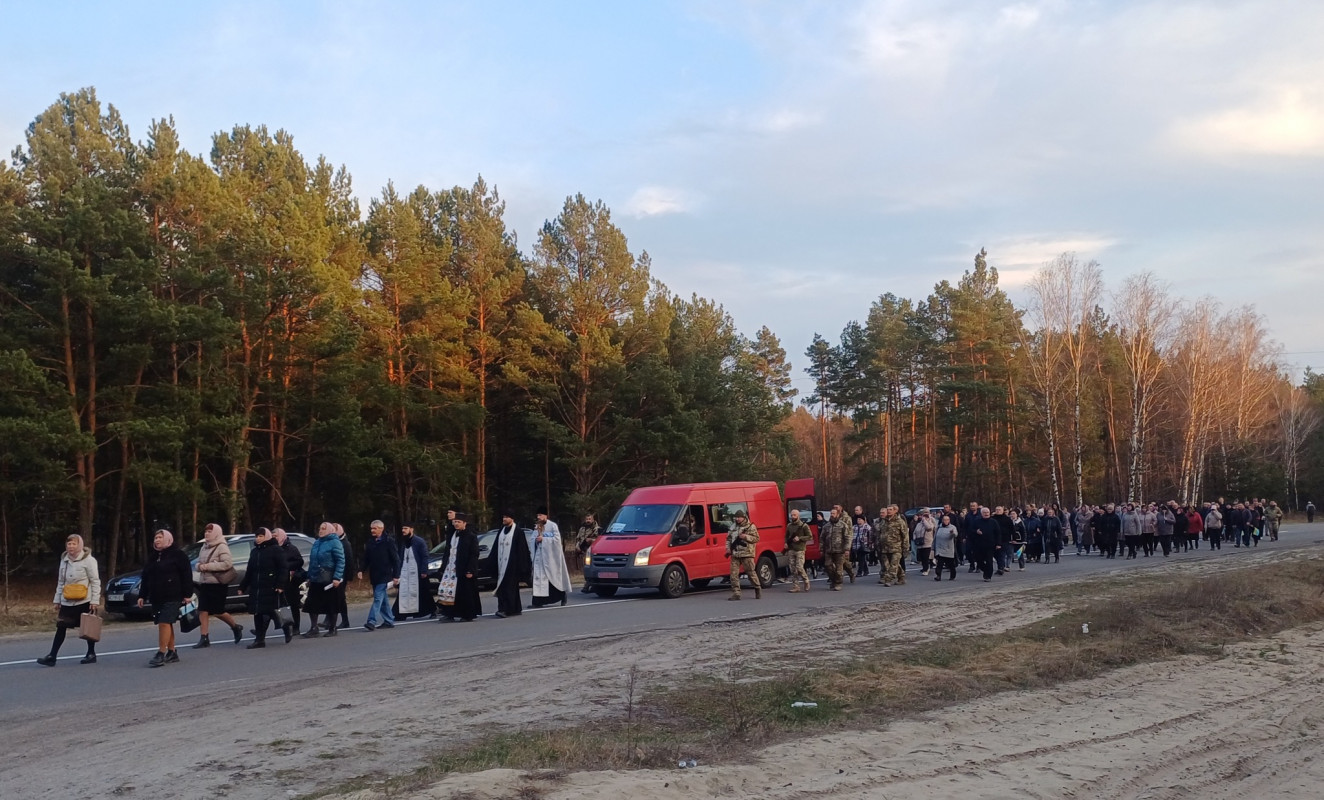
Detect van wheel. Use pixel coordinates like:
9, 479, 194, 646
659, 564, 688, 599
592, 586, 618, 598
756, 555, 777, 588
689, 578, 712, 588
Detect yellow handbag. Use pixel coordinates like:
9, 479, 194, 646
63, 582, 89, 601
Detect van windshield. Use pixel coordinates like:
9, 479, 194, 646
605, 504, 684, 536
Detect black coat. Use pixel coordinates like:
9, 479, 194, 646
361, 534, 400, 585
280, 540, 306, 583
240, 538, 288, 613
338, 534, 357, 582
140, 545, 193, 605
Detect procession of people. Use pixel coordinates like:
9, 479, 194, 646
34, 495, 1301, 667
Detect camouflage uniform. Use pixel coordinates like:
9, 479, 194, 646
819, 516, 852, 590
575, 522, 600, 554
726, 519, 761, 599
878, 514, 908, 585
784, 518, 812, 591
1265, 505, 1283, 540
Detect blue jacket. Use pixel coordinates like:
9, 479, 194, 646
308, 534, 345, 584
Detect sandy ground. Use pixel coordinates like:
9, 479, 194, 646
3, 545, 1317, 799
402, 624, 1324, 800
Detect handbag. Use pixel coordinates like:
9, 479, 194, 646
63, 582, 89, 602
78, 611, 103, 642
178, 599, 201, 632
203, 544, 239, 586
275, 604, 295, 630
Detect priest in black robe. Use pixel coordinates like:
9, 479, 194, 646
438, 513, 482, 622
492, 512, 532, 618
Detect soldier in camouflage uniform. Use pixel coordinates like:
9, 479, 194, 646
784, 509, 812, 592
725, 509, 761, 600
1265, 501, 1283, 541
819, 505, 852, 591
878, 505, 909, 585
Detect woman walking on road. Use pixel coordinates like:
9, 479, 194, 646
137, 529, 193, 667
194, 523, 244, 648
239, 527, 291, 647
37, 534, 101, 666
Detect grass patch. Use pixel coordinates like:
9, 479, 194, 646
305, 558, 1324, 798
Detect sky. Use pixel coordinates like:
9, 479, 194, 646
4, 0, 1323, 392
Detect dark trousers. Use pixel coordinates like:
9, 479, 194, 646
916, 547, 933, 572
935, 555, 957, 580
1158, 535, 1173, 556
976, 551, 995, 580
1140, 532, 1155, 556
1124, 535, 1140, 558
1208, 529, 1222, 549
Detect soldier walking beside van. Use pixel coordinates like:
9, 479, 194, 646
820, 506, 852, 591
726, 509, 762, 600
785, 509, 812, 592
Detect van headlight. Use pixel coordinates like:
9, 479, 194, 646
584, 553, 592, 567
633, 547, 653, 566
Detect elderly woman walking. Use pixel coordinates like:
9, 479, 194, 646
137, 529, 193, 667
37, 534, 102, 666
193, 523, 245, 648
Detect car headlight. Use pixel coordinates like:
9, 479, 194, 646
633, 547, 653, 567
584, 553, 592, 566
428, 560, 442, 571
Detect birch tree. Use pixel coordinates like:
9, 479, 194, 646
1112, 272, 1174, 502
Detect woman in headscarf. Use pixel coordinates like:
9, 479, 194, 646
193, 523, 244, 648
137, 529, 193, 667
238, 527, 291, 647
37, 534, 101, 666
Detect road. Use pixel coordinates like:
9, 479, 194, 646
4, 526, 1320, 718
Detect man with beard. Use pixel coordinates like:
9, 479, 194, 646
437, 513, 481, 621
820, 505, 851, 591
492, 512, 532, 618
393, 522, 435, 619
531, 508, 573, 608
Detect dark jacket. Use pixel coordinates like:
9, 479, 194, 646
971, 516, 1000, 553
280, 539, 306, 584
240, 538, 287, 613
397, 534, 429, 579
337, 533, 357, 583
1095, 511, 1122, 541
454, 529, 480, 576
362, 534, 400, 586
139, 545, 193, 605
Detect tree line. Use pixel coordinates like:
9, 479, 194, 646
793, 250, 1324, 515
0, 89, 796, 575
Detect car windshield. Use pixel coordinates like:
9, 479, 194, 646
604, 504, 684, 535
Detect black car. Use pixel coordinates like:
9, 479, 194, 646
103, 533, 314, 618
425, 528, 537, 594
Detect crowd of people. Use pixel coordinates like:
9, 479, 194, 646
34, 495, 1298, 666
792, 497, 1289, 592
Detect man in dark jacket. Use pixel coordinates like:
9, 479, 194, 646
969, 507, 1000, 581
274, 528, 306, 634
394, 523, 434, 620
992, 507, 1014, 574
358, 520, 399, 630
962, 503, 981, 572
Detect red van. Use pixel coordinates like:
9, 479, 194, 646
582, 479, 817, 598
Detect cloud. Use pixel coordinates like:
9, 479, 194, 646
981, 234, 1119, 286
1168, 89, 1324, 158
622, 185, 695, 218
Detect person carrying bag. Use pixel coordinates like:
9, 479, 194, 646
37, 534, 101, 666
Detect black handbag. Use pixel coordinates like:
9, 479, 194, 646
178, 600, 201, 632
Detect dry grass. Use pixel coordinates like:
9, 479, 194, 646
305, 559, 1324, 799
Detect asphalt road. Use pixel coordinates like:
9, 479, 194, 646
3, 524, 1321, 720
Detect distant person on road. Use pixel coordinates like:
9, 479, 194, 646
37, 534, 101, 667
725, 508, 761, 600
972, 507, 1000, 581
531, 508, 573, 608
933, 514, 958, 581
193, 523, 244, 649
492, 512, 532, 618
912, 508, 936, 575
302, 522, 345, 638
1204, 504, 1224, 550
572, 513, 598, 567
274, 528, 306, 634
358, 520, 399, 631
1266, 501, 1283, 541
820, 505, 851, 591
1308, 501, 1316, 523
1075, 505, 1095, 555
851, 514, 872, 578
438, 512, 482, 621
878, 507, 907, 586
239, 527, 292, 647
394, 522, 434, 620
138, 529, 193, 667
784, 508, 812, 592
